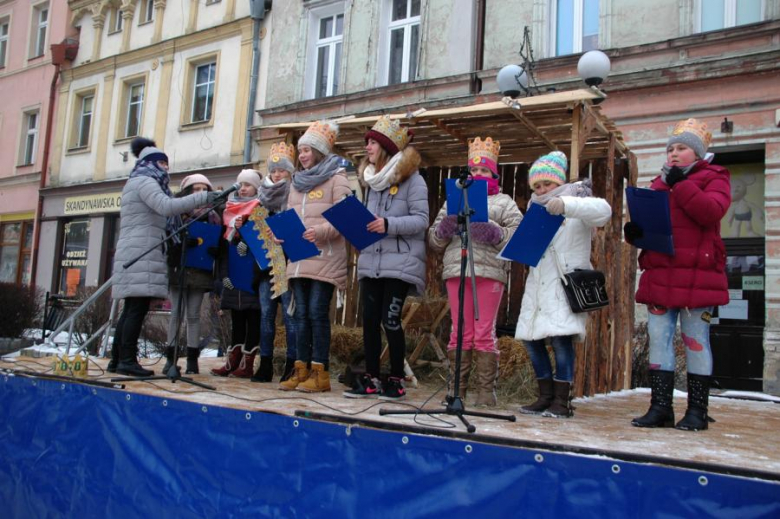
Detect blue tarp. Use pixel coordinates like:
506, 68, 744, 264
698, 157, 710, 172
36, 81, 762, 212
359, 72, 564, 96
0, 375, 778, 518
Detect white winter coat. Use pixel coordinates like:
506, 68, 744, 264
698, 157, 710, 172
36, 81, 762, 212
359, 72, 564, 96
514, 195, 611, 342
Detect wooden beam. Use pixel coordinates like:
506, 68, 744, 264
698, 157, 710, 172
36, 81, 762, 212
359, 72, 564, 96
507, 109, 559, 152
570, 103, 582, 180
428, 118, 470, 146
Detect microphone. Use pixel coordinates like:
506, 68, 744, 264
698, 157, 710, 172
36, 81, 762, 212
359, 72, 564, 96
455, 167, 473, 189
215, 182, 241, 201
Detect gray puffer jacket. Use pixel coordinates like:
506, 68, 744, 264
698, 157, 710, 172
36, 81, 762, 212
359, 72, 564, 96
357, 147, 429, 295
112, 174, 208, 300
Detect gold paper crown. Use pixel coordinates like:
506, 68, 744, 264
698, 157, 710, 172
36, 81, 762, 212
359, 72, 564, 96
370, 115, 412, 151
468, 137, 501, 165
268, 141, 296, 165
672, 118, 712, 149
303, 120, 338, 149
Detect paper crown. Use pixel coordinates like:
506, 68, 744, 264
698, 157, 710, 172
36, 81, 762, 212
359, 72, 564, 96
299, 120, 339, 155
268, 141, 296, 165
671, 118, 712, 149
468, 137, 501, 167
365, 115, 413, 155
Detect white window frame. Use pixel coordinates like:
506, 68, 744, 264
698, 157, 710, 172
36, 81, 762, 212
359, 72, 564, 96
142, 0, 155, 24
0, 17, 9, 69
191, 62, 216, 123
549, 0, 600, 57
694, 0, 765, 32
125, 83, 144, 138
111, 8, 124, 33
304, 2, 345, 100
76, 94, 94, 148
31, 3, 48, 58
384, 0, 421, 85
21, 110, 39, 166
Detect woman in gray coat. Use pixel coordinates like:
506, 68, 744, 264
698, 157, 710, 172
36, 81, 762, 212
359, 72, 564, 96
110, 138, 217, 377
344, 117, 428, 401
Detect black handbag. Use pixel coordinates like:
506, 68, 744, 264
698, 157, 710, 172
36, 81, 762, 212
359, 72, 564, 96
560, 269, 609, 313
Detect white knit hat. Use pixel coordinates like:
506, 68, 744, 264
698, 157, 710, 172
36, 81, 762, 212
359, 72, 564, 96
236, 169, 262, 190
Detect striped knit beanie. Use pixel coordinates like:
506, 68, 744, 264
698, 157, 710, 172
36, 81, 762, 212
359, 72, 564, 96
528, 151, 567, 187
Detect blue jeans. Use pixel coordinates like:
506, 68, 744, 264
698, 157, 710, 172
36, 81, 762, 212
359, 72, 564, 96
523, 335, 575, 382
258, 277, 296, 359
647, 305, 713, 376
290, 278, 334, 366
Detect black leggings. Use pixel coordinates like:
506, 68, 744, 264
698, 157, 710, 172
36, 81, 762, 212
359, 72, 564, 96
116, 297, 152, 360
361, 277, 410, 378
231, 309, 260, 349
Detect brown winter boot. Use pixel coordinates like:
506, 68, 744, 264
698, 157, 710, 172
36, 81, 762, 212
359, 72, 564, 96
446, 348, 472, 401
543, 380, 574, 418
229, 345, 259, 378
210, 344, 242, 377
520, 378, 554, 415
279, 360, 309, 391
297, 362, 331, 393
474, 351, 500, 407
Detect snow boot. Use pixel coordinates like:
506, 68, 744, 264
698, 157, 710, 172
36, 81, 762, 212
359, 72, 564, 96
675, 373, 711, 431
229, 345, 259, 378
446, 348, 472, 401
474, 351, 500, 407
280, 357, 296, 382
279, 360, 309, 391
251, 355, 275, 382
520, 378, 555, 415
185, 347, 200, 375
542, 380, 574, 418
210, 344, 242, 377
297, 362, 331, 393
632, 369, 675, 428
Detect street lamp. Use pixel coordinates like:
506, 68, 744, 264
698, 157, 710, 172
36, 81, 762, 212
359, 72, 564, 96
577, 50, 611, 87
496, 64, 529, 99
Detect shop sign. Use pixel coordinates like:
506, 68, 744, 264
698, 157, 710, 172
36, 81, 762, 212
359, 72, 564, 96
64, 193, 122, 215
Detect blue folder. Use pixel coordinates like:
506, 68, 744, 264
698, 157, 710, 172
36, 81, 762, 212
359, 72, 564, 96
497, 202, 564, 267
228, 244, 256, 294
322, 196, 386, 251
626, 187, 675, 256
238, 223, 272, 270
184, 222, 221, 271
265, 209, 321, 263
445, 178, 488, 222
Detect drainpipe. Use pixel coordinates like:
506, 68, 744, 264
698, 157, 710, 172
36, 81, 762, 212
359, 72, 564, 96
470, 0, 486, 95
244, 0, 271, 164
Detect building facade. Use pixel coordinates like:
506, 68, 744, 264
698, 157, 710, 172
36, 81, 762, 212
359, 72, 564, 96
256, 0, 780, 393
0, 0, 74, 286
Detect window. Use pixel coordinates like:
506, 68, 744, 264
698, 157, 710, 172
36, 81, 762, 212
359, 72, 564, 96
103, 216, 120, 282
552, 0, 599, 56
0, 18, 9, 69
141, 0, 155, 24
69, 89, 96, 150
387, 0, 421, 85
76, 95, 94, 148
31, 3, 48, 58
125, 83, 144, 137
313, 13, 344, 98
699, 0, 763, 32
0, 222, 33, 285
58, 219, 90, 296
21, 110, 39, 165
191, 62, 216, 123
110, 8, 124, 33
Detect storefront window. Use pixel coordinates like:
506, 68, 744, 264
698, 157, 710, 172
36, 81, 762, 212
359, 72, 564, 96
721, 162, 764, 238
0, 221, 33, 285
58, 218, 90, 296
103, 216, 120, 282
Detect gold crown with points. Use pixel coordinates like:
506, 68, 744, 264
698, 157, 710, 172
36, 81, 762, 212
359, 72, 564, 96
672, 118, 712, 149
268, 141, 296, 164
468, 136, 501, 166
369, 115, 412, 151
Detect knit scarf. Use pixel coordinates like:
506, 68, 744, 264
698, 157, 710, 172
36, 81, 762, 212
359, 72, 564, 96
130, 159, 182, 245
529, 179, 593, 208
363, 151, 404, 192
474, 176, 500, 196
292, 153, 341, 193
257, 176, 290, 213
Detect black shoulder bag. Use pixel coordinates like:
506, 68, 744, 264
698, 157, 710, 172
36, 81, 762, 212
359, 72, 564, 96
553, 248, 609, 313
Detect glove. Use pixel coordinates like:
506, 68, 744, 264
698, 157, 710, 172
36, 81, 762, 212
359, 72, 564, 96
470, 222, 503, 245
236, 242, 248, 257
185, 237, 199, 248
207, 191, 224, 204
665, 166, 685, 188
223, 277, 234, 290
435, 215, 459, 240
545, 197, 565, 215
623, 221, 644, 244
207, 246, 219, 258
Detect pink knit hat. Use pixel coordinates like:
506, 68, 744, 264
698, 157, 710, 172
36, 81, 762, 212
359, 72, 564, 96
180, 173, 213, 191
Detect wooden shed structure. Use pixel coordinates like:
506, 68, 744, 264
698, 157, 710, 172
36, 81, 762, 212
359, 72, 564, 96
259, 88, 639, 397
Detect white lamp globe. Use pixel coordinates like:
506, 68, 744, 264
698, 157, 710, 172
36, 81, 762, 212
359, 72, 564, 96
577, 50, 611, 87
496, 64, 528, 98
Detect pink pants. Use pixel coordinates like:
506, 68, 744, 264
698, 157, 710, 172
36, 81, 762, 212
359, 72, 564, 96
446, 276, 504, 354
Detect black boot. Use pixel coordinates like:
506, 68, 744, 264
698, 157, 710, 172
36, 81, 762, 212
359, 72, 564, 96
185, 348, 200, 375
116, 340, 154, 377
520, 378, 554, 415
675, 373, 711, 431
251, 355, 274, 382
632, 369, 675, 428
280, 357, 296, 382
162, 346, 176, 375
542, 380, 574, 418
107, 345, 119, 373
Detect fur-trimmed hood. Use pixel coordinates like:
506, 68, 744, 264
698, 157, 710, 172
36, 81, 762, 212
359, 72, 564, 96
358, 146, 421, 187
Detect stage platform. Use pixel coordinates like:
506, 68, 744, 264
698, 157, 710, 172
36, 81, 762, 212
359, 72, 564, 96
1, 355, 779, 517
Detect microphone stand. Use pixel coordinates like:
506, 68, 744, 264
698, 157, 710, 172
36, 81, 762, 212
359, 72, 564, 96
380, 168, 516, 433
111, 197, 227, 390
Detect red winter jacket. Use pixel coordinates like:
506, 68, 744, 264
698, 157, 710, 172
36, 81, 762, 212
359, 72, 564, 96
635, 160, 731, 309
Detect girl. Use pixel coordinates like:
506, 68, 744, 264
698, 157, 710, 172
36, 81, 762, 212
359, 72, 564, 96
211, 169, 263, 378
344, 116, 428, 401
111, 138, 215, 376
163, 174, 221, 375
626, 118, 730, 431
279, 120, 352, 393
428, 137, 523, 407
515, 151, 611, 417
251, 142, 298, 383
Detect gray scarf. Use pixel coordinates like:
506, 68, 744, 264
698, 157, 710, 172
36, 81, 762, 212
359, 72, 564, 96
292, 154, 341, 193
257, 177, 290, 213
529, 179, 593, 208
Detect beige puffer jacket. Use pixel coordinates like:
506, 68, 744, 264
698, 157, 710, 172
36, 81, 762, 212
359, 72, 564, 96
428, 192, 523, 284
286, 169, 353, 290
